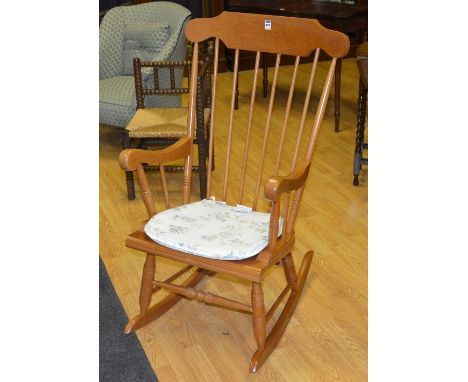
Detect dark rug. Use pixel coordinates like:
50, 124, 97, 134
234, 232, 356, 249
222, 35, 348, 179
100, 257, 158, 382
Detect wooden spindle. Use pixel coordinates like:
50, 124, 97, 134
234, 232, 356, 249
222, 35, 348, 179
284, 186, 305, 239
238, 51, 261, 205
153, 280, 252, 313
305, 58, 337, 161
134, 58, 144, 109
268, 200, 281, 250
206, 38, 219, 198
291, 49, 320, 171
252, 54, 281, 211
154, 66, 159, 90
136, 163, 156, 217
223, 48, 239, 201
151, 264, 192, 293
274, 56, 300, 176
182, 43, 199, 205
160, 164, 170, 209
281, 192, 291, 236
170, 66, 176, 89
280, 49, 320, 221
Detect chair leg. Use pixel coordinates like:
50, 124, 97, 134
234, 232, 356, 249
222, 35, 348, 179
282, 253, 298, 291
251, 282, 266, 372
125, 259, 207, 334
120, 130, 135, 200
353, 79, 368, 186
138, 254, 156, 315
250, 251, 314, 373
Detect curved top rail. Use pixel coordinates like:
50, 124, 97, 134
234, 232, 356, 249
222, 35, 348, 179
185, 11, 350, 58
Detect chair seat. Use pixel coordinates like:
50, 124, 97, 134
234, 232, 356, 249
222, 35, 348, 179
144, 199, 282, 260
127, 107, 211, 138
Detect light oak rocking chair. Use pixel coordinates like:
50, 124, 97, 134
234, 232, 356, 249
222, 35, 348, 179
119, 12, 349, 373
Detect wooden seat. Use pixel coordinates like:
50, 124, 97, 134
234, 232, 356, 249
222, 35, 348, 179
119, 11, 349, 373
127, 107, 211, 138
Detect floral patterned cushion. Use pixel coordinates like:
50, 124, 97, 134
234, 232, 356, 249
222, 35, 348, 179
144, 199, 283, 260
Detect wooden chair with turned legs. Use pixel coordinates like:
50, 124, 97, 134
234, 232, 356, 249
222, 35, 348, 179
124, 59, 212, 200
119, 11, 349, 373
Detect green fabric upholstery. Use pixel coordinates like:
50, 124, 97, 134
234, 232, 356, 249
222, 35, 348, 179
99, 2, 191, 128
122, 22, 170, 75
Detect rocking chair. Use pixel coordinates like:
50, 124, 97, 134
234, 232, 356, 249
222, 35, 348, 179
119, 12, 349, 373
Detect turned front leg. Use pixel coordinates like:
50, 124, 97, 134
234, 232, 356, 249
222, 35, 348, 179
251, 282, 266, 353
139, 254, 156, 314
282, 253, 298, 292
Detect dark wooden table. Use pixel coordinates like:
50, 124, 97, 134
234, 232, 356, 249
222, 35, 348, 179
353, 41, 368, 186
218, 0, 368, 132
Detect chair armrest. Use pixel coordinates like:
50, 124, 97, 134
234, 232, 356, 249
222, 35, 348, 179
264, 160, 311, 202
119, 136, 192, 171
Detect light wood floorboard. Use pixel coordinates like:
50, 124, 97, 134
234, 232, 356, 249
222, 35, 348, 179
100, 57, 367, 381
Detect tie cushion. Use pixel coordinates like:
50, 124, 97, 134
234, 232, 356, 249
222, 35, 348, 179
144, 199, 283, 260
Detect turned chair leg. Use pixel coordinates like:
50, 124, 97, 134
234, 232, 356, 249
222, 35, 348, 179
282, 253, 298, 291
120, 131, 136, 200
353, 78, 367, 186
250, 251, 314, 373
139, 254, 156, 314
251, 282, 266, 369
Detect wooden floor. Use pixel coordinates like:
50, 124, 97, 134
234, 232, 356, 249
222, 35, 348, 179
99, 58, 368, 382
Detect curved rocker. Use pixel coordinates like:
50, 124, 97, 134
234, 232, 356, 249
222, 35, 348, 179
250, 251, 314, 372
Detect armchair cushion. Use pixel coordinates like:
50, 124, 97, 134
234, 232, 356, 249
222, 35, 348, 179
99, 76, 137, 127
123, 22, 171, 75
144, 199, 283, 260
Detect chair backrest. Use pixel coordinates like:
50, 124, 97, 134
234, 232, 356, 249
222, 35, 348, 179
99, 1, 191, 80
182, 12, 349, 222
133, 58, 210, 111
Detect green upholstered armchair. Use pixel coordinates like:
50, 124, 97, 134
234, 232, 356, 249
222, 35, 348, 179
99, 2, 191, 128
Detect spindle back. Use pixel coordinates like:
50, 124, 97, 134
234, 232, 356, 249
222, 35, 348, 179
185, 12, 349, 216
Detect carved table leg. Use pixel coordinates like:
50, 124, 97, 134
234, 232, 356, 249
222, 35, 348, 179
353, 78, 368, 186
120, 130, 135, 200
262, 52, 268, 98
334, 58, 342, 132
